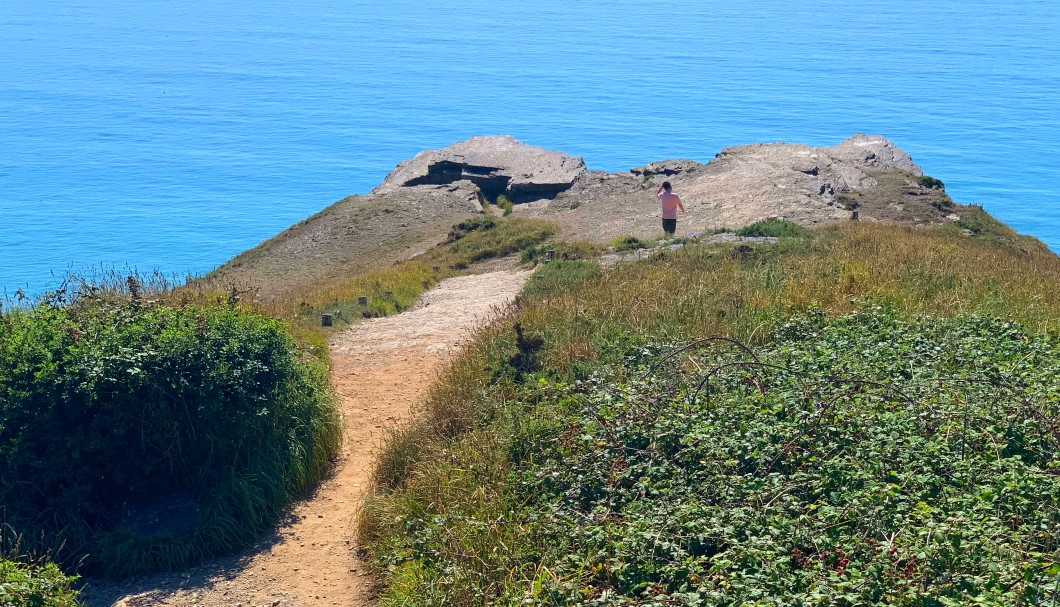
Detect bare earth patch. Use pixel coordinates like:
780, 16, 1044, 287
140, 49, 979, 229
81, 269, 532, 607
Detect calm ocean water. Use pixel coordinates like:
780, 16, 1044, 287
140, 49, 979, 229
2, 0, 1059, 294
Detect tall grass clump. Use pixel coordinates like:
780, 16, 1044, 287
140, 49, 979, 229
521, 241, 599, 264
735, 218, 811, 238
359, 221, 1060, 605
609, 236, 649, 251
496, 194, 514, 216
0, 282, 340, 576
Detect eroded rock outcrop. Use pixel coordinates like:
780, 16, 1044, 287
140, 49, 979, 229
374, 135, 587, 202
830, 134, 922, 175
630, 159, 704, 177
518, 134, 954, 242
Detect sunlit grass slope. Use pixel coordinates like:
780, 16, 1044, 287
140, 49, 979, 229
360, 219, 1060, 606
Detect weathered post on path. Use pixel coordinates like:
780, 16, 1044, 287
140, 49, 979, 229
321, 314, 333, 327
358, 296, 369, 306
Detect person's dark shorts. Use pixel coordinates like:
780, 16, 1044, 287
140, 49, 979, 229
662, 218, 677, 235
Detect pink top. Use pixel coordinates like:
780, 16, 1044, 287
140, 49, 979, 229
657, 191, 683, 220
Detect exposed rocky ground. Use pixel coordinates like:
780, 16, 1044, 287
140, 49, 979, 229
374, 135, 586, 202
518, 134, 961, 242
206, 134, 964, 297
202, 182, 483, 299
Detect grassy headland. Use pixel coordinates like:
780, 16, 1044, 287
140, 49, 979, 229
4, 199, 1058, 607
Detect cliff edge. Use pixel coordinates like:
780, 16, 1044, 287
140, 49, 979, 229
206, 134, 966, 298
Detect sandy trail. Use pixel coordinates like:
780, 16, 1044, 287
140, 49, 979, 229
82, 269, 532, 607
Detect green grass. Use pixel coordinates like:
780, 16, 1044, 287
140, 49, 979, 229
445, 217, 555, 263
945, 205, 1051, 256
520, 242, 599, 264
521, 260, 603, 300
359, 220, 1060, 606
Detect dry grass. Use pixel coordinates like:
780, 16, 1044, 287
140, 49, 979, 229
197, 217, 556, 334
515, 222, 1060, 354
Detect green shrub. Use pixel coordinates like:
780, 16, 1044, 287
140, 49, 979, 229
932, 196, 955, 211
918, 175, 946, 190
509, 312, 1060, 605
520, 244, 546, 264
447, 216, 496, 242
0, 293, 340, 575
0, 559, 79, 607
734, 218, 811, 238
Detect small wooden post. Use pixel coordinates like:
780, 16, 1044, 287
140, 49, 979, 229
545, 249, 556, 261
320, 314, 333, 327
358, 295, 368, 306
851, 210, 859, 221
422, 279, 430, 288
384, 290, 394, 299
432, 265, 440, 272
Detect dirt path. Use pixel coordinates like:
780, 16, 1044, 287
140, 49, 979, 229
82, 269, 532, 607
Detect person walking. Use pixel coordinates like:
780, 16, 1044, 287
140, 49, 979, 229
656, 181, 685, 237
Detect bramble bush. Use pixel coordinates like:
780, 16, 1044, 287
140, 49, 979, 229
366, 309, 1060, 605
0, 287, 339, 576
0, 559, 79, 607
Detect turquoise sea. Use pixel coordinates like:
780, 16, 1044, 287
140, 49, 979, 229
2, 0, 1059, 294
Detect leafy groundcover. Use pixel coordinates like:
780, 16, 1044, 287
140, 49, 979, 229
379, 309, 1060, 605
0, 560, 78, 607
